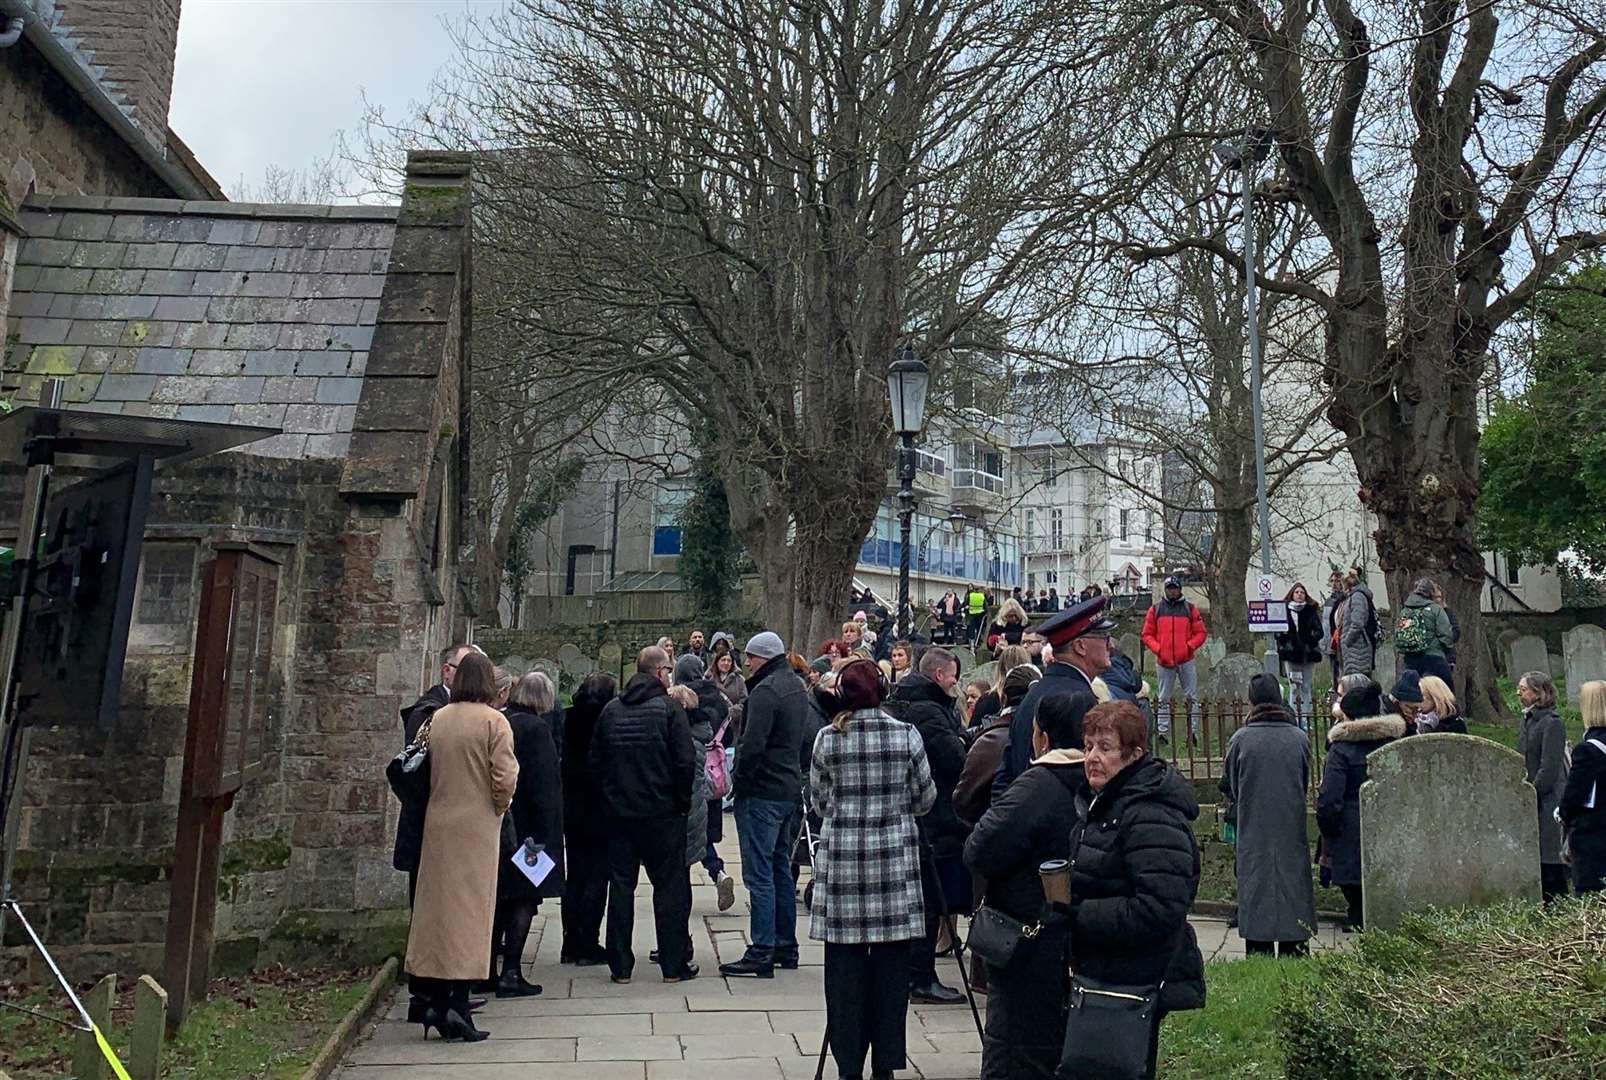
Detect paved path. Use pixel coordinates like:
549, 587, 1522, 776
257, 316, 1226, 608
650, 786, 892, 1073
343, 847, 1347, 1078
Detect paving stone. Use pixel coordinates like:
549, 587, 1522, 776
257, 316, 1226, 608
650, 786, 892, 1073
578, 1037, 684, 1062
907, 1052, 983, 1079
350, 1028, 577, 1066
651, 1012, 772, 1035
679, 1035, 799, 1061
650, 1060, 782, 1080
340, 1065, 644, 1080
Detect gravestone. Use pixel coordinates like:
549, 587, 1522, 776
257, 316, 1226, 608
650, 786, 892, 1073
1563, 624, 1606, 703
1360, 735, 1540, 932
1506, 635, 1549, 684
1118, 633, 1142, 663
1495, 628, 1523, 677
970, 661, 999, 688
1374, 641, 1398, 683
531, 658, 561, 686
952, 645, 977, 673
1550, 653, 1566, 681
558, 642, 596, 678
598, 642, 623, 680
500, 654, 530, 678
1208, 653, 1263, 700
1199, 639, 1227, 669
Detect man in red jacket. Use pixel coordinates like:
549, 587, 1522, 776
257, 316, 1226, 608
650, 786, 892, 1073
1142, 576, 1208, 742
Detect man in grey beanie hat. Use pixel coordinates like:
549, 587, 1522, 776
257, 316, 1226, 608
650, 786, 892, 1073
720, 631, 808, 978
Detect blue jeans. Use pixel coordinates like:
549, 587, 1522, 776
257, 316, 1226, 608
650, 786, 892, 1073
734, 797, 799, 954
1156, 660, 1199, 735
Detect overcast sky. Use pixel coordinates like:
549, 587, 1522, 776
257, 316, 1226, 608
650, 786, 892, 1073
170, 1, 496, 198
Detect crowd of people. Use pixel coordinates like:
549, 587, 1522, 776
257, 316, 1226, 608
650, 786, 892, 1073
384, 575, 1606, 1078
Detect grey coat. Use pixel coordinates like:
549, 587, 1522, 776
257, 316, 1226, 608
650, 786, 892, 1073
1339, 584, 1377, 676
1519, 704, 1568, 865
1223, 704, 1317, 943
686, 713, 711, 867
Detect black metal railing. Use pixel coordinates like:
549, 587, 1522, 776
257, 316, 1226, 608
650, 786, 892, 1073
1148, 693, 1336, 803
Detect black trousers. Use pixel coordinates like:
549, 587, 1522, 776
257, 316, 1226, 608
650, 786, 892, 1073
981, 927, 1067, 1080
825, 940, 913, 1079
562, 832, 610, 957
409, 976, 470, 1014
1542, 862, 1570, 903
1340, 884, 1364, 928
605, 814, 693, 979
1245, 940, 1309, 958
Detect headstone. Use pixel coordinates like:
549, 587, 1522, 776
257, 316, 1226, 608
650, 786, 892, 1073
1506, 635, 1549, 685
1117, 633, 1141, 663
130, 975, 167, 1080
598, 642, 623, 677
1200, 639, 1227, 669
1360, 735, 1540, 932
1550, 653, 1566, 681
970, 661, 999, 688
531, 658, 561, 686
952, 645, 977, 673
1208, 653, 1262, 700
1563, 624, 1606, 703
500, 654, 530, 678
1495, 628, 1522, 676
558, 642, 596, 678
1374, 641, 1398, 683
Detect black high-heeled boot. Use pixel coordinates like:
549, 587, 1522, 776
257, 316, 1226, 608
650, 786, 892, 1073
439, 1007, 490, 1042
415, 1003, 444, 1038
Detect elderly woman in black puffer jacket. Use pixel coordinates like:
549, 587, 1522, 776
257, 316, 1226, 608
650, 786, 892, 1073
1063, 701, 1204, 1080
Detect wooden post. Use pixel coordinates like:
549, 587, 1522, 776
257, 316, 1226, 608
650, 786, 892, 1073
71, 973, 115, 1080
130, 975, 167, 1080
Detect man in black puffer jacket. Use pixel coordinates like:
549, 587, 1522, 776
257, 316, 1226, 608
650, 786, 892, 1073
591, 646, 699, 983
883, 647, 970, 1005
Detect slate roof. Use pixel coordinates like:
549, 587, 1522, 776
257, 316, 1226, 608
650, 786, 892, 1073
4, 196, 399, 460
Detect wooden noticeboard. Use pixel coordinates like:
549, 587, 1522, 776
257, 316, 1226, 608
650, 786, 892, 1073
163, 544, 280, 1029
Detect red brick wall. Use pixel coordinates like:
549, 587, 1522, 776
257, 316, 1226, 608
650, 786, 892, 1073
55, 0, 182, 141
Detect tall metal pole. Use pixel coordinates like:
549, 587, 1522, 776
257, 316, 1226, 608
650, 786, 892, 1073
1242, 147, 1277, 673
897, 433, 916, 639
1244, 159, 1272, 576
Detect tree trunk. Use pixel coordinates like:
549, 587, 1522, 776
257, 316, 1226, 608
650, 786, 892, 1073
1208, 494, 1255, 654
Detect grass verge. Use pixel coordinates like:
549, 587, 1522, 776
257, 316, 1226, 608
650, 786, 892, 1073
1159, 956, 1310, 1079
0, 965, 371, 1079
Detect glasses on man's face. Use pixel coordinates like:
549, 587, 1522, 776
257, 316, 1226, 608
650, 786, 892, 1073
658, 665, 673, 675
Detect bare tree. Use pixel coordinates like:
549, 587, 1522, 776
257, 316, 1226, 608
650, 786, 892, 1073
1063, 3, 1606, 715
345, 0, 1104, 647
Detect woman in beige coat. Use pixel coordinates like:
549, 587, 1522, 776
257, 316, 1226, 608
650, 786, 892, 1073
405, 652, 518, 1042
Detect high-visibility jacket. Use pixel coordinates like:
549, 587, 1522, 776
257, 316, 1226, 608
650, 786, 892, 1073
966, 590, 987, 616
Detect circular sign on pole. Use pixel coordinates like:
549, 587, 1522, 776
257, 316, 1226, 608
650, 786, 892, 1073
1257, 575, 1274, 598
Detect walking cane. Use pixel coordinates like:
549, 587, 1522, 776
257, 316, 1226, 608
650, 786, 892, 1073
920, 841, 986, 1043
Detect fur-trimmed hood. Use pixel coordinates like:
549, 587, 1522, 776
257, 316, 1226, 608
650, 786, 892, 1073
1327, 713, 1407, 744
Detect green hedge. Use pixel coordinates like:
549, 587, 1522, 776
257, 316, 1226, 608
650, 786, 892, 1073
1278, 898, 1606, 1078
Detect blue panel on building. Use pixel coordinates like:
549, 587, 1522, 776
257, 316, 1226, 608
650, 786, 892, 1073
653, 526, 683, 556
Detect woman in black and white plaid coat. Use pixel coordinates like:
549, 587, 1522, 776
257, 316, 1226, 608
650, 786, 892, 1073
809, 658, 937, 1080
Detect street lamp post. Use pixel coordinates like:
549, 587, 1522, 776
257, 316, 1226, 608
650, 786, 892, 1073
887, 344, 931, 639
1214, 126, 1279, 673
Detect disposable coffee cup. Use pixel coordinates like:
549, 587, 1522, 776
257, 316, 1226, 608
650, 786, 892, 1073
1039, 858, 1071, 905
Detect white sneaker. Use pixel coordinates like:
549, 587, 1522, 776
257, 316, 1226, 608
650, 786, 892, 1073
717, 872, 736, 912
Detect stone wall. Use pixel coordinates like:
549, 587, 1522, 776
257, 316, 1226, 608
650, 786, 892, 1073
54, 0, 183, 142
0, 42, 174, 201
